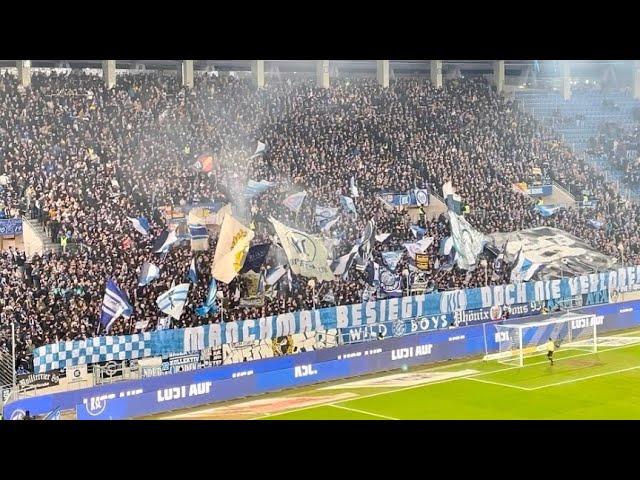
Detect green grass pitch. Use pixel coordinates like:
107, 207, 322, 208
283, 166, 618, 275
263, 331, 640, 420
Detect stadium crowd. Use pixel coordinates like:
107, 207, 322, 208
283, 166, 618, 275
1, 70, 639, 371
587, 123, 640, 188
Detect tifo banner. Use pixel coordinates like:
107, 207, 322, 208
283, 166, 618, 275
31, 264, 640, 373
0, 218, 23, 236
490, 227, 617, 280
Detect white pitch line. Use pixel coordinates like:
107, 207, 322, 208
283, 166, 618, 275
329, 404, 398, 420
528, 364, 640, 390
465, 377, 532, 391
253, 340, 640, 420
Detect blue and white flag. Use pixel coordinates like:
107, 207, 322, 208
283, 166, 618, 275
265, 264, 287, 285
404, 237, 434, 260
379, 267, 403, 297
330, 244, 359, 277
189, 224, 209, 251
248, 141, 266, 159
188, 224, 208, 239
375, 233, 391, 243
410, 224, 426, 239
128, 216, 150, 236
340, 195, 357, 215
364, 261, 381, 286
588, 219, 603, 229
381, 250, 404, 271
534, 204, 562, 217
315, 206, 339, 226
510, 248, 543, 283
100, 278, 133, 332
188, 258, 198, 284
153, 229, 179, 253
439, 236, 454, 256
283, 191, 307, 213
413, 188, 430, 206
442, 181, 463, 214
195, 278, 219, 317
320, 215, 340, 234
138, 262, 160, 286
244, 179, 276, 199
449, 211, 487, 270
156, 283, 190, 320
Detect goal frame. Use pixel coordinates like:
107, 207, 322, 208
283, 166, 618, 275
486, 313, 599, 367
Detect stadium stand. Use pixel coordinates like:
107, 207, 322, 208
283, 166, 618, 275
1, 69, 639, 375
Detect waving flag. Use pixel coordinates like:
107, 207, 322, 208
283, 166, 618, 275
240, 243, 270, 274
248, 141, 266, 159
244, 180, 276, 199
442, 181, 463, 214
588, 219, 603, 229
156, 283, 190, 320
449, 211, 487, 270
535, 204, 562, 217
153, 229, 179, 253
100, 278, 133, 332
283, 191, 307, 213
128, 216, 150, 236
365, 261, 381, 286
330, 244, 359, 277
188, 202, 230, 226
340, 195, 357, 216
265, 265, 287, 286
357, 219, 376, 264
138, 262, 160, 286
195, 278, 219, 317
381, 250, 404, 271
188, 258, 198, 284
404, 237, 434, 259
439, 236, 454, 256
510, 248, 544, 282
270, 217, 334, 281
409, 224, 426, 239
375, 233, 391, 243
194, 152, 214, 173
211, 213, 254, 283
188, 223, 209, 251
315, 206, 339, 226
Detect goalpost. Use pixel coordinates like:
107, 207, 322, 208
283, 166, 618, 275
485, 313, 599, 367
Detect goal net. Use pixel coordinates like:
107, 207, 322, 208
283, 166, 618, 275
485, 313, 599, 367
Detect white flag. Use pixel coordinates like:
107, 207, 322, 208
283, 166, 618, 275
270, 217, 334, 282
156, 283, 190, 320
211, 213, 254, 283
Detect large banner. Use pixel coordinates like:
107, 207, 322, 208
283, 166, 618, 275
490, 227, 617, 280
31, 264, 640, 373
8, 298, 640, 420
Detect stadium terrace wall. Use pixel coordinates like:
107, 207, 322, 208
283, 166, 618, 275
5, 299, 640, 420
32, 265, 640, 373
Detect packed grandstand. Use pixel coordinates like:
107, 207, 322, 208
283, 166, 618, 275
0, 61, 639, 394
